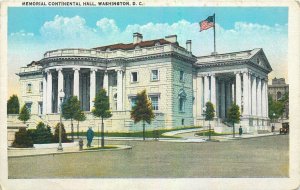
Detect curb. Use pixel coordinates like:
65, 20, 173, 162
8, 145, 132, 158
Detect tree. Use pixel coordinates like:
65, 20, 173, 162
12, 128, 33, 148
204, 101, 215, 141
62, 96, 81, 141
53, 123, 71, 143
7, 94, 20, 114
130, 89, 155, 140
18, 104, 31, 124
227, 103, 241, 138
92, 89, 112, 147
74, 111, 86, 139
268, 95, 285, 121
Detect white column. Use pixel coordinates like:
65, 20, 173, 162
235, 71, 242, 108
57, 67, 64, 113
232, 82, 235, 102
90, 68, 97, 111
221, 81, 226, 118
196, 76, 203, 117
73, 67, 80, 98
265, 79, 269, 118
103, 71, 108, 94
261, 79, 266, 117
257, 78, 262, 118
210, 74, 216, 108
242, 71, 249, 116
249, 72, 252, 116
252, 75, 257, 116
226, 82, 231, 116
46, 70, 52, 114
42, 73, 47, 115
117, 69, 124, 111
204, 75, 210, 105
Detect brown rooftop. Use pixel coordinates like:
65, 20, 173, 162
93, 39, 178, 51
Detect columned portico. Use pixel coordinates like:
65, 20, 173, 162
42, 66, 115, 114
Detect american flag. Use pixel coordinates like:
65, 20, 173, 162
199, 15, 215, 32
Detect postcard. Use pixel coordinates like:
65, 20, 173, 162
0, 0, 300, 189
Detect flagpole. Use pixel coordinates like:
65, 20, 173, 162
213, 13, 216, 54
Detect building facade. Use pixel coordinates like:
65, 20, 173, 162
17, 33, 272, 133
268, 77, 289, 119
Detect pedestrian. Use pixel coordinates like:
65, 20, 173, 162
86, 127, 94, 148
271, 125, 275, 132
239, 126, 243, 136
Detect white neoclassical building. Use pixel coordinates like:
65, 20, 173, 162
16, 33, 272, 133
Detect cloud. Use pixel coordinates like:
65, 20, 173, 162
8, 16, 288, 96
10, 30, 34, 37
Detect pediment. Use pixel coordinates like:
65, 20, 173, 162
250, 49, 272, 72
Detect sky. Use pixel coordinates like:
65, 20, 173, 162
8, 7, 288, 97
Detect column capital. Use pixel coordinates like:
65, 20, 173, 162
73, 67, 80, 71
56, 67, 63, 72
116, 68, 124, 73
90, 68, 98, 72
234, 70, 242, 75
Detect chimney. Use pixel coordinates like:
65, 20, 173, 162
133, 32, 143, 44
165, 35, 177, 43
186, 40, 192, 52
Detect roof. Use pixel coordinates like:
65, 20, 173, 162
93, 39, 178, 51
195, 48, 272, 72
196, 48, 261, 64
27, 61, 40, 66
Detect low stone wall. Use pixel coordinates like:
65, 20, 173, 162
7, 116, 27, 147
34, 142, 78, 149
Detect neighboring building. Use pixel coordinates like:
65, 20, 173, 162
16, 33, 272, 133
268, 77, 289, 119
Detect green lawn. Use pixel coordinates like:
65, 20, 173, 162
83, 145, 118, 150
195, 130, 233, 136
69, 126, 201, 139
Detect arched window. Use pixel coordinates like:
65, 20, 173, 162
113, 93, 117, 110
178, 89, 187, 112
277, 91, 282, 100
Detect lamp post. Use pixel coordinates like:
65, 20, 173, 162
58, 89, 65, 151
202, 107, 206, 138
273, 112, 276, 128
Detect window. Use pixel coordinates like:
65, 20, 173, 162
151, 70, 159, 81
25, 102, 32, 114
26, 83, 32, 93
38, 102, 43, 115
114, 94, 117, 110
179, 97, 185, 112
131, 97, 137, 108
150, 96, 159, 110
113, 73, 117, 86
39, 82, 43, 92
178, 89, 187, 112
179, 71, 184, 81
131, 72, 138, 82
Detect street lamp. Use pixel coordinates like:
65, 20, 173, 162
58, 89, 65, 151
202, 107, 206, 138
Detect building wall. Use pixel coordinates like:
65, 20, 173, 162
19, 69, 43, 115
171, 58, 194, 128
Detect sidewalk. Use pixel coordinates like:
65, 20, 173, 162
8, 144, 132, 157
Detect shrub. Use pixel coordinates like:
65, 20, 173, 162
12, 128, 33, 148
32, 122, 53, 144
53, 123, 71, 143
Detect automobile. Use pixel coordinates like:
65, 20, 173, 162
279, 122, 289, 135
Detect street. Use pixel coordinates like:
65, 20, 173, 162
8, 135, 288, 178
